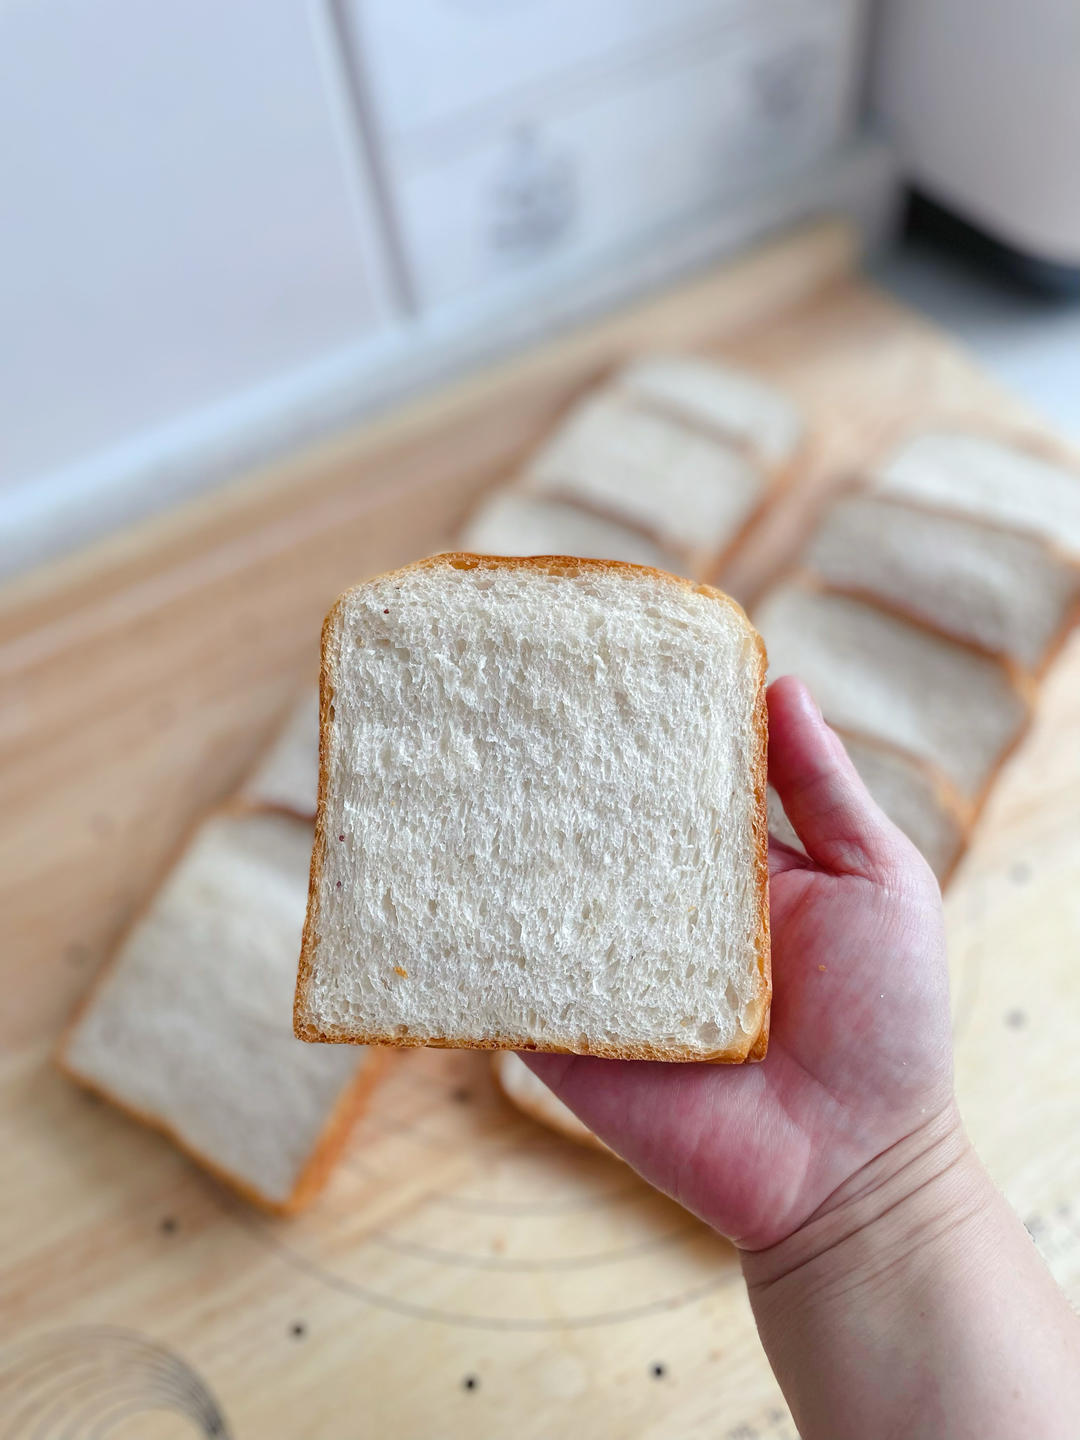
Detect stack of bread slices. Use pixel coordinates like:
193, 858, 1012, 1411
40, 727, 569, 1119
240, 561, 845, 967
758, 430, 1080, 887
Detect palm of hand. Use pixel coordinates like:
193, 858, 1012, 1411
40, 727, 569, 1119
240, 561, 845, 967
721, 849, 953, 1247
524, 679, 955, 1251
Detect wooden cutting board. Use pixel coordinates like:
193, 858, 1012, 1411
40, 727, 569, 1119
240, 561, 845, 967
3, 222, 1080, 1440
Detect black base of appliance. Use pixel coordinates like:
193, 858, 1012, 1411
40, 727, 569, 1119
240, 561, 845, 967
906, 191, 1080, 299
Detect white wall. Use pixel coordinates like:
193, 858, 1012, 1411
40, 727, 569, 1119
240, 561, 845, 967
0, 0, 394, 496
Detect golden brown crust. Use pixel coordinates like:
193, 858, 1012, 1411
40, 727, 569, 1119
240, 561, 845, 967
284, 1045, 391, 1212
746, 1007, 771, 1063
745, 625, 771, 1059
292, 1024, 760, 1064
338, 547, 767, 617
293, 594, 343, 1046
295, 552, 772, 1064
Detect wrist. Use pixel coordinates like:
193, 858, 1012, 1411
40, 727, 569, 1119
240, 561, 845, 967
740, 1106, 996, 1440
739, 1105, 1080, 1440
741, 1102, 991, 1302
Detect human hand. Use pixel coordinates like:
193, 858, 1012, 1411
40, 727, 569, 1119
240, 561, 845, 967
523, 675, 956, 1251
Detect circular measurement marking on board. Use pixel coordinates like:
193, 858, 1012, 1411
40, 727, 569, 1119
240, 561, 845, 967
226, 1049, 740, 1331
366, 1219, 700, 1272
0, 1327, 231, 1438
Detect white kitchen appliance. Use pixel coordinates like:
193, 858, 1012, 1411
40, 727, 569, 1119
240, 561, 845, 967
872, 0, 1080, 280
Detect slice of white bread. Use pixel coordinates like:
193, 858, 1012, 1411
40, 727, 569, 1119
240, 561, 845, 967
767, 732, 971, 885
59, 810, 383, 1213
873, 431, 1080, 557
295, 554, 770, 1063
755, 580, 1030, 804
616, 355, 803, 467
806, 492, 1080, 675
492, 1052, 608, 1152
240, 692, 319, 819
459, 491, 680, 571
522, 390, 773, 577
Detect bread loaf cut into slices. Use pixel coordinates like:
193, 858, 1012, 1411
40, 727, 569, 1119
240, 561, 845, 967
755, 581, 1030, 804
522, 390, 771, 577
767, 732, 971, 885
492, 1052, 608, 1152
873, 431, 1080, 557
616, 355, 803, 467
60, 811, 382, 1213
241, 692, 319, 819
806, 492, 1080, 674
460, 491, 679, 572
296, 554, 770, 1062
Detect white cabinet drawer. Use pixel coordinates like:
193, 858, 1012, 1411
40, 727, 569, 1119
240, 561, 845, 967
348, 0, 867, 307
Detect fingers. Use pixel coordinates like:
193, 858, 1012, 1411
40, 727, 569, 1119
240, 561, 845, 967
766, 676, 907, 880
516, 1052, 651, 1163
519, 1052, 655, 1152
519, 1050, 765, 1215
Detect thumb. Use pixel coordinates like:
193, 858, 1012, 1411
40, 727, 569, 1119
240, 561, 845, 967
766, 676, 907, 881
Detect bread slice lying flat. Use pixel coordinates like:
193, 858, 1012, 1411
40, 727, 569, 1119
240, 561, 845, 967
241, 692, 319, 819
768, 731, 971, 885
806, 492, 1080, 675
60, 811, 383, 1213
616, 355, 803, 467
296, 554, 770, 1062
873, 431, 1080, 557
755, 581, 1030, 804
522, 357, 797, 578
492, 1052, 608, 1152
460, 491, 679, 572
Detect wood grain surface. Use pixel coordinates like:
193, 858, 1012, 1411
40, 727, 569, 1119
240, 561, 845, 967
3, 222, 1080, 1440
